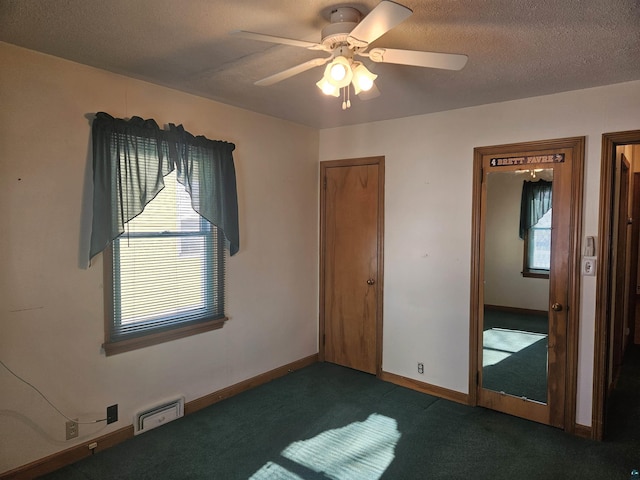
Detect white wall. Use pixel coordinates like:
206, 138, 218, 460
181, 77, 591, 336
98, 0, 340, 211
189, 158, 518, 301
319, 79, 640, 427
484, 171, 549, 311
0, 42, 319, 473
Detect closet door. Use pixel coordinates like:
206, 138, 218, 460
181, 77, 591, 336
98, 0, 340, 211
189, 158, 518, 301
320, 157, 384, 375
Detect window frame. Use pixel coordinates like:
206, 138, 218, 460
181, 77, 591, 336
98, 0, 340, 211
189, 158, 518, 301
102, 180, 227, 357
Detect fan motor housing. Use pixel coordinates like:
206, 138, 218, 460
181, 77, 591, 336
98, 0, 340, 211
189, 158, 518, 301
321, 7, 362, 48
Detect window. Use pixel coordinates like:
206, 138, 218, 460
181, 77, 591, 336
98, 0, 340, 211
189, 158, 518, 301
105, 170, 226, 355
523, 207, 551, 278
90, 113, 239, 356
519, 179, 552, 279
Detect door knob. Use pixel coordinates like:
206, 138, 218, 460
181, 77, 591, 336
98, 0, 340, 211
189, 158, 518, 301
366, 279, 376, 285
551, 302, 563, 312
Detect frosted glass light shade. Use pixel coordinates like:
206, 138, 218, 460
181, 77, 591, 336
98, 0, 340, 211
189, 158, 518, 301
323, 56, 353, 89
316, 78, 340, 97
352, 64, 377, 95
330, 63, 347, 81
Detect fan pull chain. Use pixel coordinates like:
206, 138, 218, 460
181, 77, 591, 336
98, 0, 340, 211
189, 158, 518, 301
341, 87, 352, 110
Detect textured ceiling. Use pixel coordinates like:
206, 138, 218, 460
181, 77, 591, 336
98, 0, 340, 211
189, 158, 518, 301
1, 0, 639, 129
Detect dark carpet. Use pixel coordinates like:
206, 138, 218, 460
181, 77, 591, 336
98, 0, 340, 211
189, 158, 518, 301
482, 308, 549, 403
41, 349, 640, 480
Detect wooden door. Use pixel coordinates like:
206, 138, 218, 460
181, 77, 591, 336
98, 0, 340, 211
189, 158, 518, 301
320, 157, 384, 375
471, 138, 584, 430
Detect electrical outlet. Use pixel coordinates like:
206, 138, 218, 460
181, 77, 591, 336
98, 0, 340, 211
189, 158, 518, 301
66, 419, 78, 440
417, 362, 424, 374
107, 404, 118, 424
582, 256, 597, 276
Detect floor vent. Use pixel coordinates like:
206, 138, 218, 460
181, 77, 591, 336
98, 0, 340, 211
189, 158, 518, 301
134, 396, 185, 435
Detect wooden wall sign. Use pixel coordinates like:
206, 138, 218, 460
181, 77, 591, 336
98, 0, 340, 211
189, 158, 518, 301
490, 153, 565, 167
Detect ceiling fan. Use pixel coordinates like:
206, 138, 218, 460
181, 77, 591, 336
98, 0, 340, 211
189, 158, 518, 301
231, 0, 468, 109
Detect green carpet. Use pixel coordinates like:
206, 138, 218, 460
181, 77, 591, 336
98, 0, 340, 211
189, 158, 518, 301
482, 308, 548, 403
41, 351, 640, 480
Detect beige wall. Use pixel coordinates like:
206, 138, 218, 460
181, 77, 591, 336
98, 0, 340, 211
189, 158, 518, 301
0, 42, 319, 473
319, 79, 640, 427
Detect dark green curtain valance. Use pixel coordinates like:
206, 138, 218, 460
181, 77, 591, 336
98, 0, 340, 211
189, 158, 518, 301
519, 179, 552, 239
90, 112, 239, 260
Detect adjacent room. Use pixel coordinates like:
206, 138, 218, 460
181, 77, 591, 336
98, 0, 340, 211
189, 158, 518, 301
1, 0, 640, 478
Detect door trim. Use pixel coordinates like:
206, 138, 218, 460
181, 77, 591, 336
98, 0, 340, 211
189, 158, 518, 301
593, 130, 640, 440
319, 156, 385, 376
469, 137, 584, 433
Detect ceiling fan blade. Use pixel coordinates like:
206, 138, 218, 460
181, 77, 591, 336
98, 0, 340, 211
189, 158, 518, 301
366, 48, 468, 70
255, 57, 331, 86
230, 30, 327, 51
347, 1, 412, 48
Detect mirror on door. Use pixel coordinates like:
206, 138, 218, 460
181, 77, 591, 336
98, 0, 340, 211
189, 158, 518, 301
481, 169, 553, 404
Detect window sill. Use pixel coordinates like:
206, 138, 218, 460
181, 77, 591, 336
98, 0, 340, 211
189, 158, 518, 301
522, 270, 550, 279
103, 317, 227, 356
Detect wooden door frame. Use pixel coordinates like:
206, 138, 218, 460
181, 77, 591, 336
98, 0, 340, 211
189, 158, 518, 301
469, 137, 584, 434
319, 156, 385, 376
593, 130, 640, 440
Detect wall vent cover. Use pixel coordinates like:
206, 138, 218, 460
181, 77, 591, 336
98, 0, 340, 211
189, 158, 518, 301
134, 396, 185, 435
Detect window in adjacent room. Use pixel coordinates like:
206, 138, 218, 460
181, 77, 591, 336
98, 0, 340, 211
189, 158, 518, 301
523, 207, 552, 278
519, 178, 552, 279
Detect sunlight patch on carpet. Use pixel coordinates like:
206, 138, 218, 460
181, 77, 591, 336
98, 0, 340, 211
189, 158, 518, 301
250, 462, 304, 479
250, 413, 401, 480
483, 328, 547, 367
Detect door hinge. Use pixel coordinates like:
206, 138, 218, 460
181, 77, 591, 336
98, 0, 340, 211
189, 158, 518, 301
323, 334, 326, 346
323, 177, 327, 189
480, 167, 484, 183
476, 371, 480, 386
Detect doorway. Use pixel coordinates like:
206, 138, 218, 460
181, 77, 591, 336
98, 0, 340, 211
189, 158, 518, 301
593, 131, 640, 440
610, 153, 631, 390
319, 156, 384, 375
469, 137, 584, 431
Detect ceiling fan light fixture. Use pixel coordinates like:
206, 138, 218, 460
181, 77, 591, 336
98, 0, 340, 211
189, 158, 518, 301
352, 63, 377, 94
324, 56, 353, 88
316, 78, 340, 97
234, 0, 469, 112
